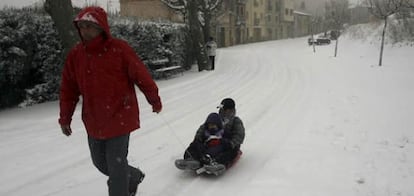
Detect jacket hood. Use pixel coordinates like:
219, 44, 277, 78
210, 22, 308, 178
73, 6, 111, 41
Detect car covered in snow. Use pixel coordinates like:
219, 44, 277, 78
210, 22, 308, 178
308, 36, 331, 45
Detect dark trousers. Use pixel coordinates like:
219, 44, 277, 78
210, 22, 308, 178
184, 140, 239, 168
88, 134, 142, 196
209, 56, 215, 70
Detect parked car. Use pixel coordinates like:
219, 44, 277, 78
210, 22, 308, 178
308, 36, 331, 45
316, 36, 331, 45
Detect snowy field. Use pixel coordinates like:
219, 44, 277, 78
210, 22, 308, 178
1, 27, 413, 196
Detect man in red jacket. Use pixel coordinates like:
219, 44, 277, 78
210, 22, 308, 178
58, 6, 162, 196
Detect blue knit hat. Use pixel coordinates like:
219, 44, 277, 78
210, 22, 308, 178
204, 113, 223, 130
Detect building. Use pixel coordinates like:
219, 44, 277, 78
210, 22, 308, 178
293, 10, 311, 37
245, 0, 266, 42
280, 0, 295, 38
293, 0, 327, 17
263, 0, 282, 40
215, 0, 248, 47
245, 0, 296, 42
119, 0, 182, 22
118, 0, 311, 47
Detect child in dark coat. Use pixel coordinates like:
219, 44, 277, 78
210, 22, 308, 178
175, 99, 245, 174
175, 113, 226, 171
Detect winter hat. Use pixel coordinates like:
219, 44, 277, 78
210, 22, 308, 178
74, 12, 99, 25
217, 98, 235, 110
204, 113, 223, 130
73, 6, 111, 38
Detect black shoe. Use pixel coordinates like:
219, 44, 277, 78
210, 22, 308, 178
129, 169, 145, 196
138, 169, 145, 184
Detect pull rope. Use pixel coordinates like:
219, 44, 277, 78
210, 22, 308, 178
158, 113, 186, 147
158, 113, 195, 159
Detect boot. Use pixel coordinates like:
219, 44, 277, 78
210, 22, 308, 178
175, 159, 201, 170
129, 168, 145, 196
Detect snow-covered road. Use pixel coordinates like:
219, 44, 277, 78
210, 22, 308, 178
1, 33, 413, 196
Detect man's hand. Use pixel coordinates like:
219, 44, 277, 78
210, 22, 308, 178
60, 124, 72, 136
152, 103, 162, 114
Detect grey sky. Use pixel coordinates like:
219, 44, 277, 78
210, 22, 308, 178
0, 0, 361, 13
0, 0, 120, 12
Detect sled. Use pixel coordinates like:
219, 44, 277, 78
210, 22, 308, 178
176, 150, 242, 176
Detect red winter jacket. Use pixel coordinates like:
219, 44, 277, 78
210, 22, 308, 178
59, 7, 162, 139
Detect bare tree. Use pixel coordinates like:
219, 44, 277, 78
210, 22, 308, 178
44, 0, 78, 58
162, 0, 222, 71
160, 0, 188, 21
402, 0, 414, 8
367, 0, 403, 66
188, 0, 209, 71
325, 0, 350, 57
162, 0, 222, 41
198, 0, 223, 42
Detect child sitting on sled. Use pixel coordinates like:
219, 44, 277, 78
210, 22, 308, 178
175, 98, 245, 175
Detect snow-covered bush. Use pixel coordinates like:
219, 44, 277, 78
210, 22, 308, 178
343, 18, 414, 46
21, 11, 64, 107
110, 19, 192, 73
0, 9, 61, 109
389, 11, 414, 44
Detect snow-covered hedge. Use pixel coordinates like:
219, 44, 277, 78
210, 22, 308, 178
0, 9, 63, 109
0, 9, 191, 109
343, 16, 414, 45
110, 18, 193, 76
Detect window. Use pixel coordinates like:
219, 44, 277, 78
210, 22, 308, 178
267, 0, 273, 11
254, 13, 260, 25
275, 1, 280, 10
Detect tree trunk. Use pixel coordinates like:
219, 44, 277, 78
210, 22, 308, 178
379, 16, 388, 66
203, 12, 212, 42
44, 0, 78, 59
188, 0, 208, 71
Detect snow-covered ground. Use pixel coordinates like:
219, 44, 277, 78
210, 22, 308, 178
1, 27, 413, 196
